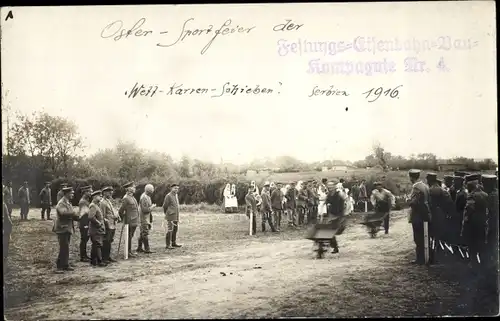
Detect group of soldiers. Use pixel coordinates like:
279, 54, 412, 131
407, 169, 498, 269
3, 181, 183, 274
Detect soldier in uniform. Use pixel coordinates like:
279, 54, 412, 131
325, 181, 347, 254
78, 186, 92, 262
260, 182, 277, 232
271, 182, 284, 231
427, 174, 450, 259
460, 174, 489, 266
358, 179, 368, 211
162, 183, 182, 250
481, 174, 499, 305
39, 182, 52, 220
88, 190, 107, 267
297, 182, 308, 226
100, 186, 120, 263
311, 181, 320, 224
3, 181, 13, 218
119, 182, 140, 257
245, 186, 257, 235
408, 169, 432, 265
18, 181, 30, 220
285, 181, 298, 227
138, 184, 155, 254
56, 183, 68, 203
53, 187, 80, 272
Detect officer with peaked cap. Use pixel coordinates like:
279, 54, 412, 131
57, 183, 68, 203
119, 182, 140, 257
461, 174, 489, 267
88, 190, 107, 266
138, 184, 156, 254
54, 187, 80, 272
285, 181, 298, 227
78, 185, 93, 262
427, 174, 450, 259
100, 186, 120, 263
481, 174, 499, 274
407, 169, 433, 265
271, 182, 284, 231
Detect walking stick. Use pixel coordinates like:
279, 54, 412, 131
123, 224, 129, 260
423, 221, 429, 264
117, 222, 125, 258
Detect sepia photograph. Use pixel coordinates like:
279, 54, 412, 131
1, 2, 498, 319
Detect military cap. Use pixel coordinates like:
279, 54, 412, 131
62, 187, 74, 194
436, 179, 442, 186
454, 171, 470, 177
102, 186, 113, 192
264, 181, 270, 186
373, 181, 382, 186
45, 181, 51, 185
465, 173, 481, 183
60, 183, 68, 187
481, 174, 497, 189
122, 182, 134, 188
444, 175, 454, 182
170, 183, 179, 188
91, 190, 102, 197
80, 185, 92, 191
426, 173, 437, 179
409, 169, 421, 175
322, 178, 328, 183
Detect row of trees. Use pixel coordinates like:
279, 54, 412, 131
1, 111, 497, 205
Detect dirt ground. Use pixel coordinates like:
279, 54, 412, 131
4, 208, 499, 319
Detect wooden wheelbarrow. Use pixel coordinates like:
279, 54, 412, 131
358, 211, 388, 238
305, 216, 346, 259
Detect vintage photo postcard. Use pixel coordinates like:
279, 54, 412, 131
1, 1, 498, 319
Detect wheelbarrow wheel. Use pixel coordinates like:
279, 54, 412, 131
314, 241, 327, 259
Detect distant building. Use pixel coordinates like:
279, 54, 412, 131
321, 166, 329, 172
437, 162, 467, 172
331, 165, 349, 171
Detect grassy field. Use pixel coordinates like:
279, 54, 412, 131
4, 207, 498, 319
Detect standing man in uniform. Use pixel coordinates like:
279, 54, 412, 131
162, 183, 182, 250
39, 182, 52, 220
88, 190, 107, 267
53, 186, 80, 272
138, 184, 155, 254
358, 179, 368, 211
3, 181, 13, 218
370, 182, 396, 235
297, 182, 308, 226
18, 181, 30, 220
460, 174, 488, 266
56, 183, 68, 203
408, 169, 432, 265
325, 181, 347, 254
119, 182, 140, 257
260, 182, 277, 232
285, 181, 298, 227
271, 182, 284, 232
306, 181, 316, 225
78, 186, 92, 262
481, 174, 499, 299
311, 181, 320, 224
100, 186, 120, 263
427, 174, 449, 258
443, 175, 454, 192
245, 185, 257, 235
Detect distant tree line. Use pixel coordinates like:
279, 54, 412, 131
2, 111, 496, 206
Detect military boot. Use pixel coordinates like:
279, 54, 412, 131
137, 237, 144, 253
165, 232, 173, 250
143, 238, 154, 253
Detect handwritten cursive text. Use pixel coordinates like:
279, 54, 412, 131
157, 18, 256, 55
101, 18, 153, 41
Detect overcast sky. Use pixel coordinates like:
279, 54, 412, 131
1, 2, 497, 164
